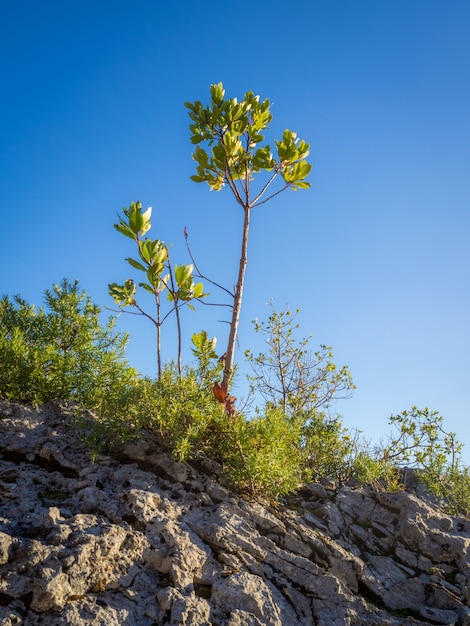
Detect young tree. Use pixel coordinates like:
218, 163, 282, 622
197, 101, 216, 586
109, 201, 207, 379
186, 83, 311, 392
245, 305, 355, 417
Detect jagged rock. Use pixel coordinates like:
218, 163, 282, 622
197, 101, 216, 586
1, 399, 470, 625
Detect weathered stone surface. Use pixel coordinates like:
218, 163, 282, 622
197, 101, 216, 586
2, 398, 470, 624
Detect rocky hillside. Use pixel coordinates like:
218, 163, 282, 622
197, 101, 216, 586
1, 400, 470, 625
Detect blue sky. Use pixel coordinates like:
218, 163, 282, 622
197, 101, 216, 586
1, 1, 469, 460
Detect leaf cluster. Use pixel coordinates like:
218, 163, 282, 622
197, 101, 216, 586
110, 202, 206, 311
109, 201, 208, 378
191, 330, 222, 388
186, 82, 311, 205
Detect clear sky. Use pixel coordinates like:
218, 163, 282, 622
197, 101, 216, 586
1, 1, 469, 461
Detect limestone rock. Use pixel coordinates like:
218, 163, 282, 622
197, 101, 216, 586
1, 398, 470, 625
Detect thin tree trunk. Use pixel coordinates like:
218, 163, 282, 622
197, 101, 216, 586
155, 292, 162, 381
223, 206, 251, 389
157, 324, 161, 381
174, 302, 182, 378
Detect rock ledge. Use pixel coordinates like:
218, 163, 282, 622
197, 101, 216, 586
1, 400, 470, 625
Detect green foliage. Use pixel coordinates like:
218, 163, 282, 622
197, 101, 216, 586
127, 364, 227, 460
352, 452, 402, 492
385, 407, 460, 470
380, 407, 470, 514
245, 304, 358, 487
434, 465, 470, 518
191, 330, 222, 388
4, 279, 470, 510
245, 305, 355, 416
0, 279, 137, 412
109, 201, 208, 378
302, 412, 359, 484
85, 354, 302, 499
339, 407, 470, 509
186, 82, 311, 199
224, 406, 305, 498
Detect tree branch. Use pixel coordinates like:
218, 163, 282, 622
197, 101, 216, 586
184, 228, 234, 298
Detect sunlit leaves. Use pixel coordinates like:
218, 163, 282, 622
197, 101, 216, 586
165, 263, 206, 303
252, 145, 274, 172
108, 279, 136, 307
186, 82, 311, 205
275, 129, 312, 190
114, 202, 152, 240
210, 81, 225, 104
110, 203, 208, 310
125, 257, 147, 272
190, 330, 222, 388
191, 329, 217, 360
109, 201, 209, 379
377, 406, 470, 516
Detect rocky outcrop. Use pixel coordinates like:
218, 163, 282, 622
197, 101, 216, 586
1, 399, 470, 625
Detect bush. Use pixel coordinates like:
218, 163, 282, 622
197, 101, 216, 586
90, 360, 303, 499
301, 411, 360, 484
0, 279, 138, 414
130, 364, 227, 460
381, 407, 470, 515
203, 406, 304, 499
245, 305, 359, 489
351, 452, 402, 492
245, 305, 355, 416
434, 465, 470, 518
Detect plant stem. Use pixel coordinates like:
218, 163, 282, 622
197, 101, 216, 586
223, 206, 250, 389
165, 254, 183, 379
154, 292, 161, 381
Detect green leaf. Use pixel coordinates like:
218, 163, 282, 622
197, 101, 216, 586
126, 257, 147, 272
139, 282, 155, 294
193, 283, 204, 299
140, 206, 152, 237
114, 223, 136, 240
108, 280, 136, 307
128, 203, 144, 235
175, 264, 193, 286
190, 135, 206, 145
210, 82, 225, 104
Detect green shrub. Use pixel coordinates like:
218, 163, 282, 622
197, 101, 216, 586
433, 464, 470, 518
229, 406, 305, 498
244, 305, 358, 490
382, 407, 470, 514
90, 360, 303, 499
131, 364, 227, 460
245, 305, 355, 416
5, 279, 470, 509
0, 279, 138, 413
351, 452, 402, 492
301, 411, 359, 483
